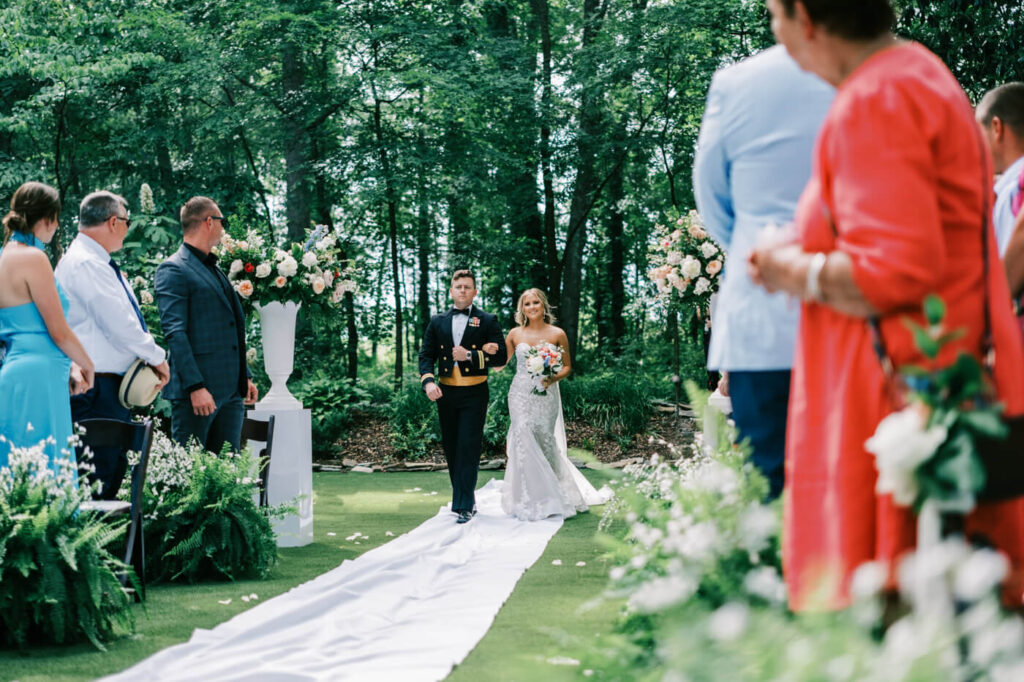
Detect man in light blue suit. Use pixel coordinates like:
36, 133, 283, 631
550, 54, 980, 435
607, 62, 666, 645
693, 45, 833, 500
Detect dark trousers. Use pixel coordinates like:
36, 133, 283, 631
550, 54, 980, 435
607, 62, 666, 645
729, 370, 791, 501
171, 393, 245, 454
71, 375, 131, 500
437, 382, 489, 513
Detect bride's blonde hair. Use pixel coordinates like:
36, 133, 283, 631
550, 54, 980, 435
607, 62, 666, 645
515, 288, 556, 327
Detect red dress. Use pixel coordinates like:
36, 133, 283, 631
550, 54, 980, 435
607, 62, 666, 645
785, 43, 1024, 611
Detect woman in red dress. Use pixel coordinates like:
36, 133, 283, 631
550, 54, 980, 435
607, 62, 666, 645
750, 0, 1024, 611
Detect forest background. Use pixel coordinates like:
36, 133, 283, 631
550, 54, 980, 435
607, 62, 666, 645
1, 0, 1022, 459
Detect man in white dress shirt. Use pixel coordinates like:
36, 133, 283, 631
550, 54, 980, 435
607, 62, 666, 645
55, 191, 169, 499
976, 82, 1024, 256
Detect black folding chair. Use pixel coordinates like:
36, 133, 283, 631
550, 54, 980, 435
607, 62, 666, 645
241, 415, 276, 508
78, 418, 154, 601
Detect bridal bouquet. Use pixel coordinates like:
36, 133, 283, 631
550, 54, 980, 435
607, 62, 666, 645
218, 225, 357, 313
647, 208, 723, 316
523, 342, 563, 395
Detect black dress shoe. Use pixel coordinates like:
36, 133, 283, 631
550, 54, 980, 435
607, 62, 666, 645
456, 511, 473, 524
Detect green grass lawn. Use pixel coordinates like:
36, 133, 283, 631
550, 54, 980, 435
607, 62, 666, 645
2, 463, 623, 682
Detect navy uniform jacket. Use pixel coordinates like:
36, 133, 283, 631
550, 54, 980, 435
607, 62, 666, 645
419, 307, 507, 387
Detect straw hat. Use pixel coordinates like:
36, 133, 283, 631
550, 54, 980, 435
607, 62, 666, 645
118, 359, 163, 409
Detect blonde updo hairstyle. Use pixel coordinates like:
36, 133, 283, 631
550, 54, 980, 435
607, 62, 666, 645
515, 288, 556, 327
3, 181, 61, 245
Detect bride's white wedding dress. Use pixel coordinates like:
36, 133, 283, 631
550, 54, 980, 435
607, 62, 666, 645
502, 343, 613, 521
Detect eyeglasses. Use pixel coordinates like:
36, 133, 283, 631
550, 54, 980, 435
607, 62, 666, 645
113, 215, 131, 230
210, 215, 229, 228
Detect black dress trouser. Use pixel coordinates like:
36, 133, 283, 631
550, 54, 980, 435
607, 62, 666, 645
436, 382, 489, 513
71, 375, 131, 500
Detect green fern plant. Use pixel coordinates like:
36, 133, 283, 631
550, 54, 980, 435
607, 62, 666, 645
0, 444, 134, 650
137, 436, 281, 583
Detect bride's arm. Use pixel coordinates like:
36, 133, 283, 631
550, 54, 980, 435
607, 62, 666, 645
493, 329, 516, 371
544, 329, 572, 388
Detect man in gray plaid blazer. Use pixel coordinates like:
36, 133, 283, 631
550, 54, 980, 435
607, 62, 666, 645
155, 196, 258, 453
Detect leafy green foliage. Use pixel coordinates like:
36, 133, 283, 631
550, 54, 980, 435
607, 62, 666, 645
292, 370, 388, 458
0, 446, 133, 650
561, 372, 655, 437
388, 377, 442, 461
135, 435, 280, 583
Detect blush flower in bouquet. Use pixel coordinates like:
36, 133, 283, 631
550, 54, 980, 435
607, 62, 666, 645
219, 225, 357, 312
647, 208, 724, 316
523, 342, 564, 395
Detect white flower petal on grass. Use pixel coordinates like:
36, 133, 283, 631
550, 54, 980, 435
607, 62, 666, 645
242, 595, 250, 602
385, 531, 395, 537
218, 599, 232, 605
249, 593, 258, 600
413, 487, 422, 492
551, 560, 562, 566
546, 657, 580, 666
576, 561, 586, 567
327, 532, 336, 537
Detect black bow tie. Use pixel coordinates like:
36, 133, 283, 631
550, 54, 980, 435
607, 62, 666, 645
452, 307, 470, 316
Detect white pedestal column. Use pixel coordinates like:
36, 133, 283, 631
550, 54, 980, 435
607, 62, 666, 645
248, 407, 313, 547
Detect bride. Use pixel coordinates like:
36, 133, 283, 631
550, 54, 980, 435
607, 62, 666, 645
500, 288, 612, 521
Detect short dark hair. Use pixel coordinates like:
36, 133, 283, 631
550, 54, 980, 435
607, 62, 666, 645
978, 83, 1024, 138
3, 181, 61, 242
180, 196, 218, 232
451, 269, 476, 287
79, 190, 127, 228
778, 0, 894, 42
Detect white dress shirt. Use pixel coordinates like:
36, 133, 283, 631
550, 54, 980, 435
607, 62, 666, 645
994, 155, 1024, 255
452, 305, 472, 347
55, 234, 166, 373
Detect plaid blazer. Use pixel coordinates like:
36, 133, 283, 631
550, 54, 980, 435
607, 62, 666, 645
155, 244, 248, 402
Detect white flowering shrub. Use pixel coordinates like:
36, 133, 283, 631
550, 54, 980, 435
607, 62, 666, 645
0, 443, 134, 649
583, 385, 1024, 681
123, 430, 284, 582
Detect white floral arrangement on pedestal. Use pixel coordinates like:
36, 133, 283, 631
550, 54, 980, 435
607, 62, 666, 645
219, 225, 357, 312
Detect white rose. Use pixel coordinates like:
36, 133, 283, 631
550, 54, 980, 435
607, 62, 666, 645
700, 241, 718, 258
139, 290, 154, 305
525, 356, 545, 375
278, 257, 298, 277
666, 251, 683, 265
865, 405, 947, 506
681, 256, 702, 279
694, 277, 710, 295
311, 277, 326, 295
229, 259, 243, 275
255, 263, 272, 279
237, 241, 249, 251
302, 252, 318, 268
324, 269, 334, 286
274, 248, 289, 262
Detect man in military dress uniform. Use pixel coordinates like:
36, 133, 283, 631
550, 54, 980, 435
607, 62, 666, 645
419, 269, 507, 524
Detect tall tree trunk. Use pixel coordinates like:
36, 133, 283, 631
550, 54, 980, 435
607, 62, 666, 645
373, 96, 403, 390
605, 130, 627, 354
416, 89, 433, 340
311, 136, 358, 380
560, 0, 607, 361
530, 0, 558, 305
283, 39, 311, 241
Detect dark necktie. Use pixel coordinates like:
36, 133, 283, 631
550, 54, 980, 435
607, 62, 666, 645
452, 307, 470, 316
109, 258, 149, 332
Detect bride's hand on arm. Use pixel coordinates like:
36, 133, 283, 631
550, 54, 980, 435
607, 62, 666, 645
494, 331, 516, 371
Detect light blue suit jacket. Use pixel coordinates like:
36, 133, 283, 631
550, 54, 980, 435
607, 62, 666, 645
693, 45, 834, 371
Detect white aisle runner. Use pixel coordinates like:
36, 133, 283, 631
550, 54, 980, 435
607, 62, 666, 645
102, 479, 562, 682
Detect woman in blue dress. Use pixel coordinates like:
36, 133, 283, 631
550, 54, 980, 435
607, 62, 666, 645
0, 182, 94, 478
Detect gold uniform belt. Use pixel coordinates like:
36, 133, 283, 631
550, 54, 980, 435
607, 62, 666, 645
438, 364, 487, 387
